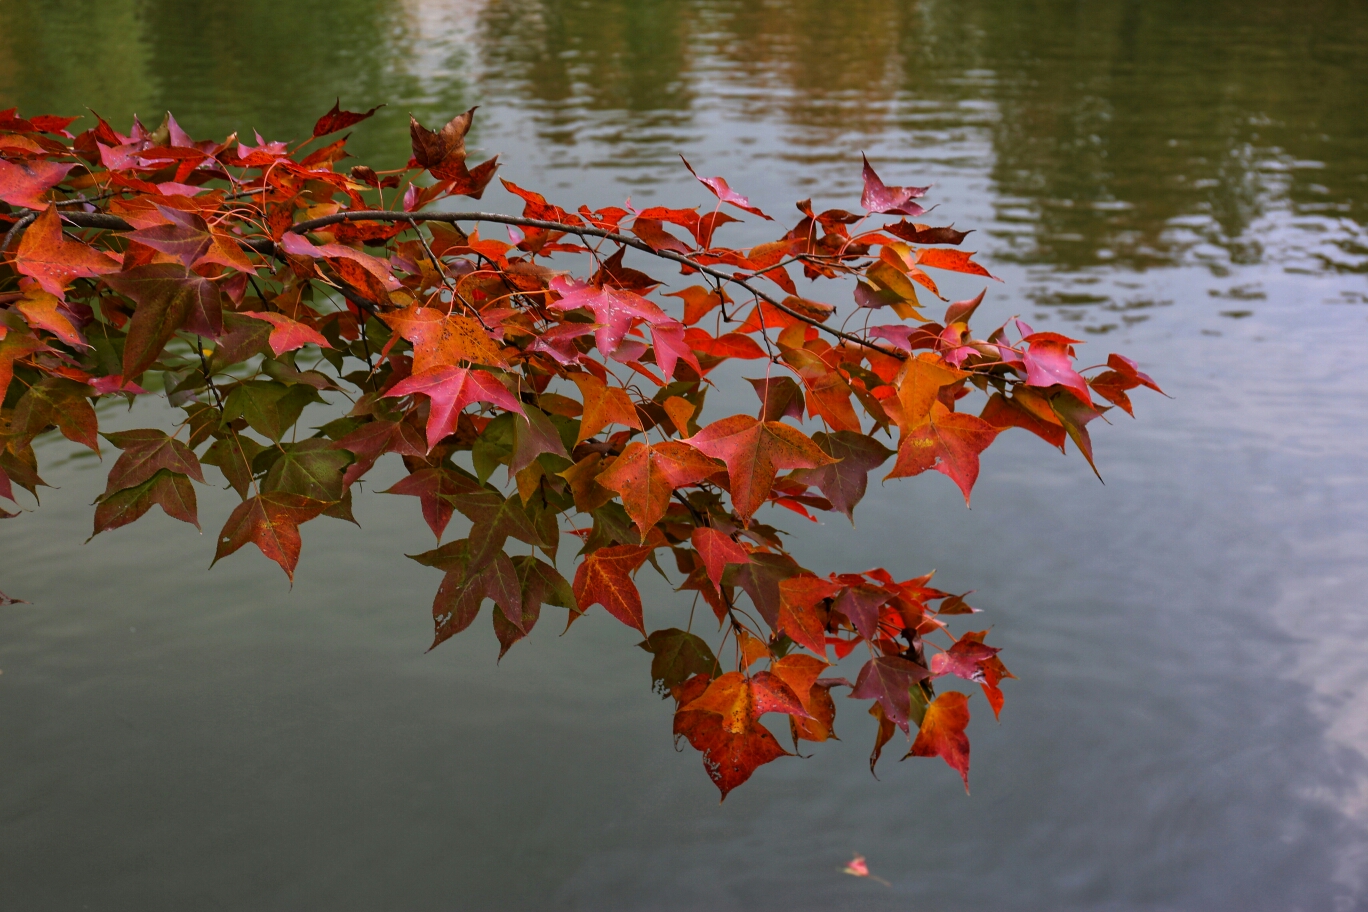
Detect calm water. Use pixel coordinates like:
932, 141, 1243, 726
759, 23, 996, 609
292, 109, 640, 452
2, 2, 1367, 909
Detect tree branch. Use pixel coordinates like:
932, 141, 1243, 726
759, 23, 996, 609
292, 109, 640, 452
3, 206, 907, 359
285, 210, 909, 360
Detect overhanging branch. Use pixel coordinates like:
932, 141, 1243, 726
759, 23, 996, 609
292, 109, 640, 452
3, 206, 907, 359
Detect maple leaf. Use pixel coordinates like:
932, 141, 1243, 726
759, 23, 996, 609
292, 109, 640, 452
11, 377, 99, 452
200, 430, 264, 499
930, 632, 1001, 684
332, 417, 426, 486
842, 855, 891, 886
747, 671, 811, 719
1050, 391, 1108, 480
412, 541, 525, 648
1021, 332, 1091, 405
494, 555, 576, 658
509, 405, 570, 477
500, 179, 583, 226
639, 628, 719, 696
558, 453, 615, 513
851, 655, 931, 734
1088, 353, 1163, 417
15, 291, 87, 349
104, 264, 222, 377
667, 285, 727, 325
674, 673, 790, 799
100, 429, 204, 497
0, 159, 74, 209
121, 207, 215, 268
631, 217, 693, 254
1088, 371, 1136, 416
383, 466, 469, 539
893, 353, 966, 430
790, 431, 893, 522
769, 653, 829, 715
212, 492, 329, 582
649, 320, 703, 381
385, 366, 524, 451
15, 205, 120, 299
915, 248, 1000, 281
528, 322, 596, 365
573, 543, 653, 632
1107, 352, 1163, 394
886, 402, 999, 504
439, 476, 546, 572
91, 469, 199, 535
834, 583, 893, 641
278, 232, 401, 293
221, 380, 323, 443
884, 222, 971, 246
725, 551, 803, 629
570, 373, 642, 443
597, 441, 722, 537
240, 311, 329, 356
409, 108, 476, 171
382, 306, 507, 371
904, 691, 971, 792
690, 527, 750, 592
868, 701, 898, 775
313, 99, 382, 137
686, 328, 766, 361
549, 276, 669, 356
747, 375, 805, 422
260, 439, 353, 522
777, 575, 839, 655
684, 415, 836, 522
0, 328, 47, 403
980, 389, 1066, 449
860, 155, 928, 217
680, 157, 772, 220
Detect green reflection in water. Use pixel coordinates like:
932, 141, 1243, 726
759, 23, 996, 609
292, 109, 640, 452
1, 0, 1364, 270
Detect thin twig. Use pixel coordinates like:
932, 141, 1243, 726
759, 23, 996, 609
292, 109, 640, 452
404, 215, 491, 330
0, 213, 36, 253
195, 335, 225, 409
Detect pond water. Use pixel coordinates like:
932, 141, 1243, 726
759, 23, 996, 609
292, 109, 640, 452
2, 1, 1367, 909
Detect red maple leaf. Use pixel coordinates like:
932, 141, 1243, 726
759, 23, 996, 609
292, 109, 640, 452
681, 156, 773, 221
777, 575, 840, 655
212, 492, 329, 582
886, 402, 999, 504
15, 205, 120, 298
385, 366, 524, 451
683, 415, 835, 522
905, 691, 972, 792
573, 544, 653, 632
673, 674, 791, 800
0, 159, 74, 209
240, 311, 330, 356
690, 527, 751, 592
851, 655, 931, 734
596, 441, 722, 536
312, 99, 383, 138
549, 276, 669, 357
860, 155, 928, 217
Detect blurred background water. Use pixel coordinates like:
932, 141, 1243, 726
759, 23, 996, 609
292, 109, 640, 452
1, 1, 1366, 909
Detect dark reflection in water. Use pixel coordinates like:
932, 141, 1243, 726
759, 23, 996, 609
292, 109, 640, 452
2, 1, 1367, 910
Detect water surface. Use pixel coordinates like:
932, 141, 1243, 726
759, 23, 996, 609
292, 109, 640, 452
2, 2, 1367, 909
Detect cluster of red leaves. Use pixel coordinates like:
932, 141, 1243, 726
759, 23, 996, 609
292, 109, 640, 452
0, 103, 1161, 798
